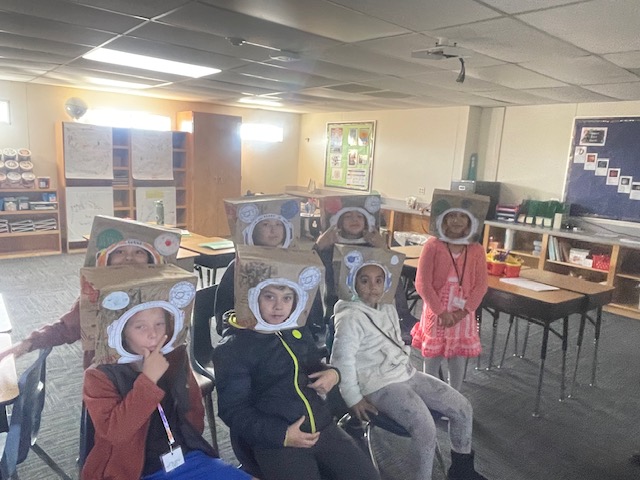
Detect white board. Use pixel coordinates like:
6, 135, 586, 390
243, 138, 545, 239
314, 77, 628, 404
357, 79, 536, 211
135, 187, 176, 226
63, 123, 113, 179
65, 187, 114, 242
131, 129, 173, 180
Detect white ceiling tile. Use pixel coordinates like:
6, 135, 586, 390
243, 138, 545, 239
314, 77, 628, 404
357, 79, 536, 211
474, 89, 555, 104
522, 56, 639, 85
0, 32, 90, 58
603, 51, 640, 69
186, 78, 281, 96
328, 0, 500, 32
265, 59, 383, 83
199, 0, 410, 42
518, 0, 640, 54
232, 63, 337, 88
77, 0, 191, 19
481, 0, 585, 14
582, 82, 640, 101
1, 72, 41, 82
296, 87, 373, 102
158, 3, 339, 53
522, 86, 617, 103
213, 70, 299, 92
0, 12, 114, 46
435, 17, 588, 63
406, 70, 501, 92
470, 64, 567, 89
0, 0, 143, 33
0, 46, 71, 65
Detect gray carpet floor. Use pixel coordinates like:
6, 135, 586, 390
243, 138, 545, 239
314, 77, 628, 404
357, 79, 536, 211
1, 252, 639, 480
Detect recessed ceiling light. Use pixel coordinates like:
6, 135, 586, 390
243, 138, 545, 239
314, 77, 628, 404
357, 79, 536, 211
238, 97, 283, 107
83, 48, 220, 78
87, 77, 156, 89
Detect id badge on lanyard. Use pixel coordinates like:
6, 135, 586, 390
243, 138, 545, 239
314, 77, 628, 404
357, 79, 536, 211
157, 403, 185, 473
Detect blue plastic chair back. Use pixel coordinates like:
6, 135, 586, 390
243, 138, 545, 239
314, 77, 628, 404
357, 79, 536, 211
0, 347, 52, 478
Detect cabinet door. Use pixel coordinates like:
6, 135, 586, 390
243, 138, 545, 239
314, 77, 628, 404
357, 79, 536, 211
191, 112, 241, 236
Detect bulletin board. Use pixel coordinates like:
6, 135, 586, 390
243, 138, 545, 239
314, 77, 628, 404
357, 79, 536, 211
324, 121, 376, 191
565, 116, 640, 222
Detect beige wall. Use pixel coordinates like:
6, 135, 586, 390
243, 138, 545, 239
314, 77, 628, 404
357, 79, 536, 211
0, 80, 300, 194
298, 106, 472, 204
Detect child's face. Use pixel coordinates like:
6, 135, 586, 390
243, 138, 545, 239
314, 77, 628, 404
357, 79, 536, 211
253, 219, 285, 247
339, 211, 366, 238
258, 285, 296, 325
442, 211, 471, 239
355, 264, 385, 308
123, 307, 167, 355
108, 245, 151, 265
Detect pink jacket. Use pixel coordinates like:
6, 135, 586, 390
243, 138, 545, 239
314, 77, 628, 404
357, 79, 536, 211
415, 238, 488, 316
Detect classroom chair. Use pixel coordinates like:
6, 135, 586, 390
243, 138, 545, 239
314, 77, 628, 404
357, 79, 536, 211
0, 347, 72, 480
190, 284, 218, 451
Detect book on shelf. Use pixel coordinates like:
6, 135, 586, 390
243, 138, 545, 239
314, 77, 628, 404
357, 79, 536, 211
558, 240, 572, 263
548, 237, 557, 261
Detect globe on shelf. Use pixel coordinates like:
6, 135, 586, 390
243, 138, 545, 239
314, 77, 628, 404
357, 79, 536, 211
64, 97, 88, 120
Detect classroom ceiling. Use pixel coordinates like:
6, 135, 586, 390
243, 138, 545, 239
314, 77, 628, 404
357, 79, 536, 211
3, 0, 640, 113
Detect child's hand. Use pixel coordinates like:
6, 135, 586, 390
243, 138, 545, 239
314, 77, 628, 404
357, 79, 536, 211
284, 416, 320, 448
350, 398, 378, 422
363, 230, 385, 248
0, 340, 32, 363
438, 312, 457, 327
308, 369, 339, 396
141, 336, 169, 384
315, 226, 338, 250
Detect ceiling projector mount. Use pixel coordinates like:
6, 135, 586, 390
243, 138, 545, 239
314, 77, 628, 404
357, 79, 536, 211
411, 38, 469, 83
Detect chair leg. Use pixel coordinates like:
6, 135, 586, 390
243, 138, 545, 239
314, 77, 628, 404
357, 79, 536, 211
204, 394, 218, 452
363, 422, 379, 471
31, 444, 73, 480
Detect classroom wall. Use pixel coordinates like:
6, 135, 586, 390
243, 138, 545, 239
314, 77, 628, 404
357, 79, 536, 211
0, 80, 300, 194
297, 106, 473, 204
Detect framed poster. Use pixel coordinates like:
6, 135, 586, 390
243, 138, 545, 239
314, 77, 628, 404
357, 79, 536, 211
324, 121, 376, 191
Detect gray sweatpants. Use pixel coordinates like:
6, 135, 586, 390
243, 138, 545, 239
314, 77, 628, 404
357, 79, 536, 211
367, 371, 473, 480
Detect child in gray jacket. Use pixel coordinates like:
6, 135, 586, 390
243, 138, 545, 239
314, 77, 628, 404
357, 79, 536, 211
330, 247, 488, 480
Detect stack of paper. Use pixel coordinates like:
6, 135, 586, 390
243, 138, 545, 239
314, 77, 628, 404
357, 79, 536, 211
9, 219, 35, 232
33, 218, 58, 231
499, 277, 559, 292
0, 219, 8, 233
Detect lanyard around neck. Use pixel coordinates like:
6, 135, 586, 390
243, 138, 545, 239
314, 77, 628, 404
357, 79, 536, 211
157, 403, 176, 449
447, 245, 468, 287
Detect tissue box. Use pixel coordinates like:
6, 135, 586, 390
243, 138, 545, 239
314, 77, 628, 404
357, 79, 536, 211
569, 248, 590, 265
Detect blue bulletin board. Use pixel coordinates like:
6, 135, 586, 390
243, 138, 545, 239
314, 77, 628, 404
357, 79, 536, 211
565, 117, 640, 223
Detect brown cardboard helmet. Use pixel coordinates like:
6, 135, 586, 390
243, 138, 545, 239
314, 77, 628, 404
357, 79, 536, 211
428, 189, 490, 244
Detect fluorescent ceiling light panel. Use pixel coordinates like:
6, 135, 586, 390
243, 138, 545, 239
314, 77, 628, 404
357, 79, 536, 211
83, 48, 220, 78
87, 77, 155, 89
238, 97, 283, 107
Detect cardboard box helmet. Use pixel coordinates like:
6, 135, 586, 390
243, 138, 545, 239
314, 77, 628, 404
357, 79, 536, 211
224, 195, 300, 248
321, 195, 381, 242
85, 216, 181, 267
80, 264, 197, 364
333, 245, 405, 305
233, 245, 324, 332
429, 189, 490, 245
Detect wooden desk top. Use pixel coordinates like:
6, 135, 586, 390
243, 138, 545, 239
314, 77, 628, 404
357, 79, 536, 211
0, 334, 18, 404
177, 247, 199, 260
0, 295, 11, 333
392, 245, 423, 259
179, 233, 235, 256
520, 269, 614, 296
486, 274, 583, 305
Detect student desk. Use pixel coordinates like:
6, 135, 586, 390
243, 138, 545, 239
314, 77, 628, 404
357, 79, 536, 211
519, 269, 615, 394
179, 233, 235, 285
482, 275, 585, 416
0, 295, 12, 333
0, 333, 18, 432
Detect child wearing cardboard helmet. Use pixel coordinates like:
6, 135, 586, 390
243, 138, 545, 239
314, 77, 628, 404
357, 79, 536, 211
330, 246, 489, 480
213, 245, 380, 480
82, 273, 253, 480
411, 190, 490, 391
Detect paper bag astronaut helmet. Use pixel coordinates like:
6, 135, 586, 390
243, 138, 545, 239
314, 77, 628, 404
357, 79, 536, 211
429, 189, 490, 245
233, 245, 324, 333
321, 194, 381, 242
224, 195, 300, 248
80, 264, 197, 364
85, 215, 181, 267
333, 245, 405, 304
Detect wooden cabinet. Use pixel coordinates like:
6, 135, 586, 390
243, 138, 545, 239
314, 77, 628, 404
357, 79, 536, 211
0, 189, 62, 259
177, 111, 241, 237
483, 220, 640, 320
57, 123, 191, 251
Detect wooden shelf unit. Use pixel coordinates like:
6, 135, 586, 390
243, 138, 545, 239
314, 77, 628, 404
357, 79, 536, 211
483, 220, 640, 320
0, 188, 62, 259
57, 123, 191, 251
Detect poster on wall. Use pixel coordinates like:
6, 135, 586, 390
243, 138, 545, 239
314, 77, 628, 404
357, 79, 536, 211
131, 129, 173, 180
324, 121, 376, 191
63, 123, 113, 179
